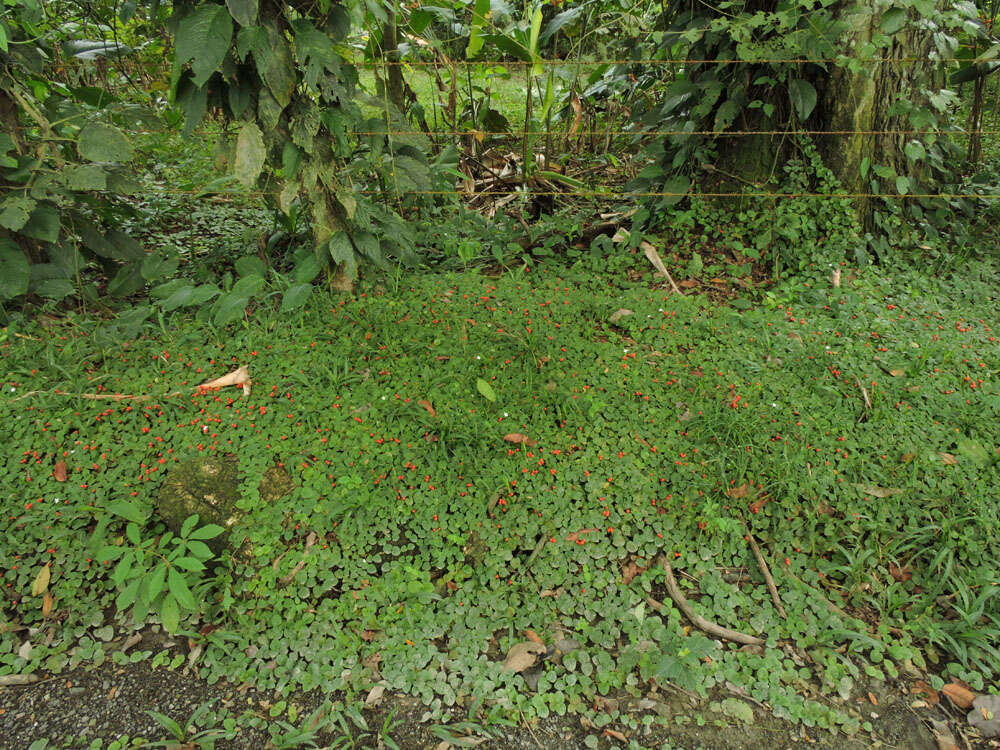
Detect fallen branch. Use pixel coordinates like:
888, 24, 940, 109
13, 366, 252, 402
655, 555, 764, 646
745, 530, 787, 618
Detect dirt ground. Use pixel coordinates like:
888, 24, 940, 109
3, 645, 988, 750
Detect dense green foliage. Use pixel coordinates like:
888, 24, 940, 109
3, 245, 1000, 729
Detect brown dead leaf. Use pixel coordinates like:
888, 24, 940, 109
678, 279, 698, 288
868, 691, 879, 706
941, 682, 976, 709
889, 564, 912, 582
42, 592, 53, 617
365, 684, 386, 707
621, 559, 648, 585
31, 564, 50, 597
524, 629, 544, 645
502, 641, 545, 673
196, 366, 251, 396
900, 453, 916, 463
929, 718, 959, 750
17, 640, 31, 660
912, 680, 940, 706
603, 728, 628, 743
831, 268, 841, 288
503, 433, 537, 446
938, 452, 958, 465
565, 528, 599, 543
889, 369, 905, 377
569, 92, 583, 139
54, 460, 67, 482
640, 241, 683, 294
418, 400, 437, 417
726, 484, 750, 499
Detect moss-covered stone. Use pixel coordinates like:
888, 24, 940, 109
155, 454, 294, 553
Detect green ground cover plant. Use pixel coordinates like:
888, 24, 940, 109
2, 246, 998, 733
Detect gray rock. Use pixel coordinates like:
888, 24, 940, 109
968, 694, 1000, 738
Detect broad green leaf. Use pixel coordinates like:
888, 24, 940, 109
281, 283, 313, 312
880, 7, 907, 34
231, 273, 265, 296
234, 122, 266, 187
175, 4, 233, 87
185, 540, 213, 559
188, 523, 225, 541
172, 557, 206, 572
159, 284, 195, 311
860, 156, 870, 178
788, 79, 817, 121
466, 0, 491, 58
328, 231, 357, 279
148, 563, 167, 601
168, 567, 197, 610
243, 21, 295, 107
213, 294, 249, 326
0, 241, 31, 300
108, 262, 145, 297
293, 255, 321, 283
21, 203, 61, 243
141, 251, 178, 281
660, 175, 691, 207
181, 514, 201, 538
116, 578, 140, 610
235, 255, 267, 278
78, 123, 133, 162
34, 279, 76, 300
0, 196, 35, 232
62, 164, 107, 191
895, 175, 910, 194
904, 140, 926, 161
226, 0, 257, 26
476, 378, 496, 402
292, 19, 341, 90
106, 500, 147, 523
159, 594, 180, 633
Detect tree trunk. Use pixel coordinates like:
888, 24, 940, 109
818, 2, 941, 220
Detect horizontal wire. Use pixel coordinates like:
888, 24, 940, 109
358, 57, 978, 66
136, 187, 1000, 199
344, 129, 998, 137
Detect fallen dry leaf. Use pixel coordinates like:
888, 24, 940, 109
942, 682, 976, 709
54, 460, 67, 482
912, 680, 940, 706
640, 241, 683, 294
831, 268, 841, 287
42, 592, 53, 617
868, 691, 879, 706
621, 559, 649, 585
502, 641, 545, 673
524, 629, 544, 645
726, 484, 750, 499
31, 564, 50, 597
889, 564, 912, 582
568, 92, 583, 139
929, 718, 959, 750
196, 366, 251, 396
418, 400, 436, 417
889, 369, 905, 377
503, 433, 537, 446
17, 640, 31, 660
603, 728, 628, 743
678, 279, 699, 288
365, 684, 386, 707
609, 308, 633, 325
900, 453, 916, 463
565, 528, 599, 543
938, 452, 958, 465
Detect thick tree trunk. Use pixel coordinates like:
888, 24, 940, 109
818, 3, 940, 214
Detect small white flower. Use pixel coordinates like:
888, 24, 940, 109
476, 355, 481, 360
9, 387, 14, 392
381, 395, 386, 400
772, 403, 778, 408
503, 412, 509, 417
